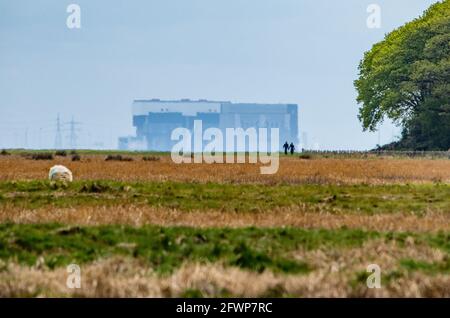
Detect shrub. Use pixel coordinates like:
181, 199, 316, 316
143, 156, 160, 162
72, 154, 81, 162
298, 154, 312, 160
80, 182, 114, 193
55, 150, 67, 157
0, 149, 10, 156
105, 154, 133, 162
31, 153, 54, 160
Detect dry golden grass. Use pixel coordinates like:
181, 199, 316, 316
1, 240, 448, 297
0, 155, 449, 184
1, 204, 449, 232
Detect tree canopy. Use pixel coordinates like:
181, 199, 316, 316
355, 0, 450, 150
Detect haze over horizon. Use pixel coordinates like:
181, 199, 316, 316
0, 0, 439, 150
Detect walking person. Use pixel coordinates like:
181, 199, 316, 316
289, 142, 295, 155
283, 141, 289, 155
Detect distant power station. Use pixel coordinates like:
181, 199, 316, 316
119, 99, 299, 151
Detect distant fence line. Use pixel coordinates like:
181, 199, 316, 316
300, 149, 450, 159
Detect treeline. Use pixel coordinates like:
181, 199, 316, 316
300, 149, 450, 159
355, 0, 450, 151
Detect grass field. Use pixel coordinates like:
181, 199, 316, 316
0, 152, 449, 297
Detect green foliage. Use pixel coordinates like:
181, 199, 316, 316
355, 0, 450, 150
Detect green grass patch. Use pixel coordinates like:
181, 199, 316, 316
0, 224, 386, 274
0, 181, 449, 215
400, 258, 450, 274
0, 223, 448, 276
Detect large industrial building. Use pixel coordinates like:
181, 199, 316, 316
119, 99, 299, 151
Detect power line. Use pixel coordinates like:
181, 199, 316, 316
66, 116, 82, 149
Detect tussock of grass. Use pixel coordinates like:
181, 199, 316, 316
71, 155, 81, 162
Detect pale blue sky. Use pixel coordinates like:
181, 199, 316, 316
0, 0, 438, 149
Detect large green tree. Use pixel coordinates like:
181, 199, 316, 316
355, 0, 450, 150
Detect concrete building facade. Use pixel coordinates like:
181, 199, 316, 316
119, 99, 299, 151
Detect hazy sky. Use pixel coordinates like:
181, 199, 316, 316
0, 0, 439, 150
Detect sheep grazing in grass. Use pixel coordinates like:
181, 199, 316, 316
49, 165, 73, 183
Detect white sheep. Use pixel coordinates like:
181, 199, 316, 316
49, 165, 73, 182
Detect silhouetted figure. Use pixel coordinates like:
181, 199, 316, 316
283, 141, 289, 155
289, 142, 295, 155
